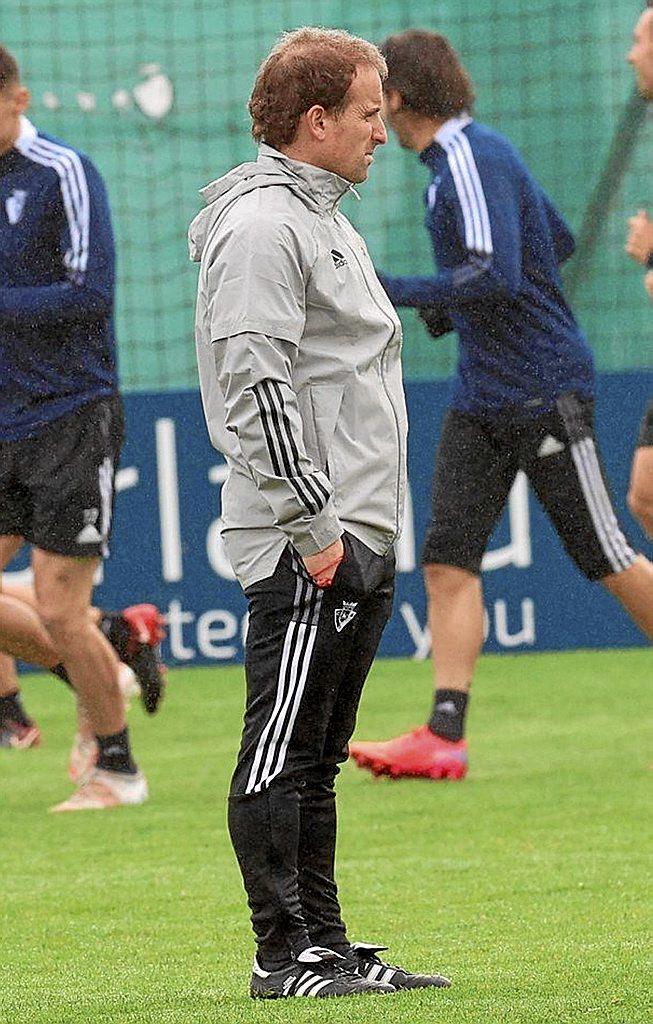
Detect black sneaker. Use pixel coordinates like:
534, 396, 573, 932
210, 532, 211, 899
250, 946, 396, 999
100, 605, 166, 714
344, 942, 451, 990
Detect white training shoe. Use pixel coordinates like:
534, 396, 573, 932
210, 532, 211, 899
50, 768, 149, 812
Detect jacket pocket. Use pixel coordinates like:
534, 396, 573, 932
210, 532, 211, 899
297, 383, 345, 472
332, 531, 390, 598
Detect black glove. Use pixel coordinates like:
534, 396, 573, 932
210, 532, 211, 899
418, 305, 454, 339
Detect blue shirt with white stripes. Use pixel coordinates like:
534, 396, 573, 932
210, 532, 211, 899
0, 116, 117, 440
379, 116, 595, 417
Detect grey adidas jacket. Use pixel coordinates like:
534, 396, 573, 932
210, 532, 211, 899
189, 144, 407, 589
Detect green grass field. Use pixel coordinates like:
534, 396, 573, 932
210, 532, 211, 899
1, 649, 651, 1024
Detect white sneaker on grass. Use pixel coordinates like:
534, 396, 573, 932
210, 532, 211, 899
50, 768, 148, 812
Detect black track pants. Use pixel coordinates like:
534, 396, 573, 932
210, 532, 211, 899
228, 533, 395, 967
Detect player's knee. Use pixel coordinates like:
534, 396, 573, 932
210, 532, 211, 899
37, 602, 86, 651
423, 562, 478, 597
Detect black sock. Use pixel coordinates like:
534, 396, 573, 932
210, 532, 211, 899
50, 662, 72, 688
0, 690, 33, 727
96, 726, 138, 775
428, 689, 469, 743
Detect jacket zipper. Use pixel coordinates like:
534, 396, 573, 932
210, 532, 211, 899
337, 225, 404, 535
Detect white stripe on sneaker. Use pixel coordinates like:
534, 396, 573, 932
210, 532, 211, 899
294, 972, 322, 996
304, 977, 333, 997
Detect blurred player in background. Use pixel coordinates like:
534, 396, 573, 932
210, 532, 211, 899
625, 2, 653, 539
349, 29, 653, 783
0, 45, 163, 810
0, 581, 165, 783
191, 26, 449, 999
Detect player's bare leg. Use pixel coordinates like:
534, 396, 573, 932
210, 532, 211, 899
601, 555, 653, 640
0, 575, 71, 747
29, 548, 147, 811
2, 579, 104, 627
1, 573, 164, 710
0, 569, 163, 780
0, 537, 67, 670
0, 650, 20, 696
3, 578, 166, 715
0, 548, 62, 749
31, 549, 123, 734
628, 447, 653, 539
425, 564, 483, 693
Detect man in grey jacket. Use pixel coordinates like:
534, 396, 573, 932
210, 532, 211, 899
189, 27, 449, 999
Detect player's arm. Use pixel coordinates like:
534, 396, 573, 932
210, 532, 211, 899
206, 214, 343, 566
377, 153, 522, 309
0, 156, 114, 324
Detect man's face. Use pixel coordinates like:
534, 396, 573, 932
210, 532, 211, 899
628, 11, 653, 100
0, 81, 29, 155
321, 64, 387, 183
382, 91, 414, 149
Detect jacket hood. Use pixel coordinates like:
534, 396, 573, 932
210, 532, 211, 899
188, 144, 357, 262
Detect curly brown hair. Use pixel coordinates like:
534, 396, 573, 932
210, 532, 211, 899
380, 30, 474, 119
249, 27, 387, 150
0, 46, 20, 91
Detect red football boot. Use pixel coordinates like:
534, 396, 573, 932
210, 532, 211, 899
349, 725, 468, 780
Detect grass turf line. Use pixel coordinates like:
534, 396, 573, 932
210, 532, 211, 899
1, 649, 650, 1023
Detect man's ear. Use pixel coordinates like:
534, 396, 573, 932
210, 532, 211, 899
15, 86, 30, 114
303, 104, 327, 140
384, 88, 404, 115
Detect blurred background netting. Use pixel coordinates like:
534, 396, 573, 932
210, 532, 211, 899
3, 0, 651, 389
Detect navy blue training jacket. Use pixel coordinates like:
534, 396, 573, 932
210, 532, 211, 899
0, 116, 117, 441
378, 115, 595, 417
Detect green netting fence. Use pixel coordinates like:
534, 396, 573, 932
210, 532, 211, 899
3, 0, 652, 389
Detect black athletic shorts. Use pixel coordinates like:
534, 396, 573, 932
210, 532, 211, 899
422, 392, 637, 581
0, 395, 124, 558
637, 398, 653, 447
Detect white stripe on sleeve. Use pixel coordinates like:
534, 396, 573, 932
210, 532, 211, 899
24, 137, 91, 275
444, 131, 493, 255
